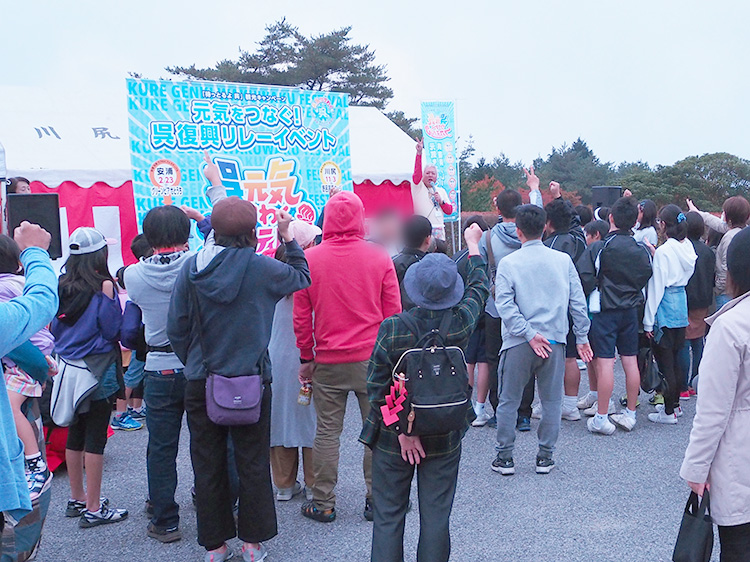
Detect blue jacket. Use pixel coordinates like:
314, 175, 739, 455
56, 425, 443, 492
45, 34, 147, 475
0, 247, 58, 517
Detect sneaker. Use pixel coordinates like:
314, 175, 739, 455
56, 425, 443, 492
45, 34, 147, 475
205, 547, 234, 562
491, 455, 515, 475
65, 497, 109, 517
301, 501, 336, 523
79, 503, 129, 528
648, 408, 677, 424
516, 417, 531, 432
147, 522, 182, 543
111, 413, 143, 431
531, 404, 542, 419
577, 392, 597, 409
472, 411, 492, 427
27, 466, 52, 500
649, 393, 664, 406
487, 415, 497, 428
619, 395, 641, 408
577, 359, 587, 371
561, 405, 581, 421
583, 399, 616, 417
679, 391, 691, 400
610, 412, 637, 432
535, 456, 555, 474
363, 498, 373, 522
242, 543, 268, 562
127, 406, 147, 421
688, 387, 697, 397
675, 406, 683, 418
276, 481, 303, 501
587, 415, 616, 435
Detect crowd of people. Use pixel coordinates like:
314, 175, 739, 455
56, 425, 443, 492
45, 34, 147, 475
1, 145, 749, 562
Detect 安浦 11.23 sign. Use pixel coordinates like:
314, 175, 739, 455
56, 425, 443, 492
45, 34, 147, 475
127, 78, 351, 253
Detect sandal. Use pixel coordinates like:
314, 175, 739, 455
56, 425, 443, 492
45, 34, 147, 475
301, 500, 336, 523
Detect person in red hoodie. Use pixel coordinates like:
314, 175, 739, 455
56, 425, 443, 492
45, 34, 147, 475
294, 191, 402, 523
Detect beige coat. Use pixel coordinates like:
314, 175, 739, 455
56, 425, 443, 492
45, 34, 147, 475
680, 291, 750, 526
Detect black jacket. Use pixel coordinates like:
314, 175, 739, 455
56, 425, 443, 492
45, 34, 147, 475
393, 248, 426, 310
578, 231, 652, 310
544, 228, 587, 265
686, 239, 716, 310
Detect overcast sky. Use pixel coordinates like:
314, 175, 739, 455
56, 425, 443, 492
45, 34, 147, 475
3, 0, 748, 167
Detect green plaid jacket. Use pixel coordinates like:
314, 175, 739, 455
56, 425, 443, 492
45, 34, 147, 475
359, 255, 490, 457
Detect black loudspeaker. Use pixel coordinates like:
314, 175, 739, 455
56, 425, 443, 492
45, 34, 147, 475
7, 194, 63, 259
592, 186, 623, 208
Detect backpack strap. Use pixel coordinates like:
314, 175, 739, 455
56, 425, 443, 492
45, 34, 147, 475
397, 310, 452, 347
396, 311, 422, 340
437, 310, 453, 341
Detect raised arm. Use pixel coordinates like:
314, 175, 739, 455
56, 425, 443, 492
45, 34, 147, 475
413, 141, 423, 185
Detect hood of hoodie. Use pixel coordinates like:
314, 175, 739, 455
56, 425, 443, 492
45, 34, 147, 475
322, 191, 365, 241
665, 237, 698, 274
493, 221, 522, 249
190, 247, 251, 305
129, 251, 194, 294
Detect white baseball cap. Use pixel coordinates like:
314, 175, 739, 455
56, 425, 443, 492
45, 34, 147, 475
68, 227, 116, 255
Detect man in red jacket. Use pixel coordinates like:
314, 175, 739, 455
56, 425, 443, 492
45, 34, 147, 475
294, 191, 402, 523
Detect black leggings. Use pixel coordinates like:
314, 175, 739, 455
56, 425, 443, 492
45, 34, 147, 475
719, 523, 750, 562
66, 398, 113, 454
653, 327, 686, 415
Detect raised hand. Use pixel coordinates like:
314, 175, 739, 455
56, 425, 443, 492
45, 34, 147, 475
13, 221, 51, 252
181, 206, 205, 222
276, 209, 294, 242
623, 189, 633, 198
464, 223, 483, 246
416, 139, 423, 154
549, 181, 562, 199
202, 150, 221, 187
686, 198, 699, 213
523, 166, 540, 191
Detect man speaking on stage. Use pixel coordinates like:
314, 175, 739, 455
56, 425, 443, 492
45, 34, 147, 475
412, 140, 453, 240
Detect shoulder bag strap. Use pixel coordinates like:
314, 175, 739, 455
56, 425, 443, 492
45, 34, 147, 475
485, 229, 496, 275
187, 282, 212, 375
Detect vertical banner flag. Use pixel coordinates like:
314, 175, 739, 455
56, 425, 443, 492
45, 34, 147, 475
420, 101, 460, 223
127, 78, 351, 254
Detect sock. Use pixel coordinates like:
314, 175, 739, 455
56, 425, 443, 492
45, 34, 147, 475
475, 402, 485, 416
626, 408, 636, 418
590, 391, 598, 399
133, 406, 144, 414
25, 453, 46, 472
563, 395, 577, 410
594, 413, 608, 423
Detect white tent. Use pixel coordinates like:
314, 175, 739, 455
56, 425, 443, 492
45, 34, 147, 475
0, 85, 416, 188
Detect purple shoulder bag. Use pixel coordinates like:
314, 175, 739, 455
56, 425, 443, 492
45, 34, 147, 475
191, 285, 264, 426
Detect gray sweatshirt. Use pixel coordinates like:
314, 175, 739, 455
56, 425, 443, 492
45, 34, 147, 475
124, 252, 195, 371
494, 240, 590, 352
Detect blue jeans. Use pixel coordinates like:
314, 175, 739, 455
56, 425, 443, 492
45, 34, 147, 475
677, 337, 705, 391
144, 369, 187, 530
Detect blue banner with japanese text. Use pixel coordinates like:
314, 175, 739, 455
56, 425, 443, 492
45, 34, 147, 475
126, 78, 351, 253
420, 101, 460, 223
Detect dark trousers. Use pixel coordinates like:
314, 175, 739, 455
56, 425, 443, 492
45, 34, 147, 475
144, 370, 186, 530
185, 379, 277, 550
485, 313, 533, 420
677, 337, 705, 390
719, 523, 750, 562
653, 327, 685, 415
371, 445, 461, 562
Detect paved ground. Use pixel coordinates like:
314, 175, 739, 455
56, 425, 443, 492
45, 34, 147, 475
36, 367, 717, 562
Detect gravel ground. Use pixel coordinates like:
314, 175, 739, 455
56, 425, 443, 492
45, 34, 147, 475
36, 367, 717, 561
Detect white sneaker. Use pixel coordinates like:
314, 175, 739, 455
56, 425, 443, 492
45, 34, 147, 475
576, 359, 587, 371
610, 412, 636, 432
675, 406, 683, 418
531, 404, 542, 420
583, 399, 616, 417
561, 405, 581, 421
587, 415, 616, 435
577, 392, 597, 410
472, 411, 492, 427
276, 481, 303, 501
648, 408, 677, 424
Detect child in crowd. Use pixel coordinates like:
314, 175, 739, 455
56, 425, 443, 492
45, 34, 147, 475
0, 235, 57, 499
633, 199, 658, 246
643, 205, 697, 424
111, 234, 154, 430
51, 227, 128, 527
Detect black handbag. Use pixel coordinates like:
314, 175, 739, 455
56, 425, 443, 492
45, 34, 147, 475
639, 342, 665, 394
672, 491, 714, 562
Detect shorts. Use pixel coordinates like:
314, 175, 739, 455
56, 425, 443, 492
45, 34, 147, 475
465, 325, 487, 364
3, 356, 57, 398
123, 357, 146, 389
589, 308, 639, 359
565, 327, 578, 359
66, 397, 113, 455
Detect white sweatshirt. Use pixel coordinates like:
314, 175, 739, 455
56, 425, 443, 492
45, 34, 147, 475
644, 238, 697, 332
